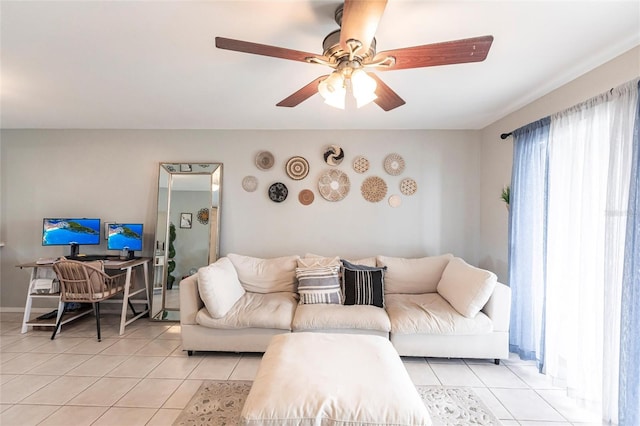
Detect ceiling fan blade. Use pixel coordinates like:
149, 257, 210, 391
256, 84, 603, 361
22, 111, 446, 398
372, 35, 494, 71
276, 76, 328, 107
367, 73, 405, 111
340, 0, 388, 54
215, 37, 321, 63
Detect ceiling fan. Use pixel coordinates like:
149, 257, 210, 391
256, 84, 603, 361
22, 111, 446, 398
215, 0, 493, 111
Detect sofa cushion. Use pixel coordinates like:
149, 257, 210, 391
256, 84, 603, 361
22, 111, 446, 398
196, 292, 297, 330
197, 257, 245, 319
227, 253, 299, 293
296, 265, 342, 304
292, 303, 391, 332
342, 266, 386, 308
377, 254, 453, 294
385, 293, 493, 335
437, 257, 497, 318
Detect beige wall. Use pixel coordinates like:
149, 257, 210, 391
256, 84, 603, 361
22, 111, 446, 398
1, 46, 638, 309
478, 46, 640, 282
1, 129, 481, 309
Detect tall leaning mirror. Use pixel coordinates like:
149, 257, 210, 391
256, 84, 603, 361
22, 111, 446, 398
152, 163, 222, 321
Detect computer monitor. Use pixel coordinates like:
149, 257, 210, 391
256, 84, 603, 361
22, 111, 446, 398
42, 218, 101, 257
107, 223, 143, 258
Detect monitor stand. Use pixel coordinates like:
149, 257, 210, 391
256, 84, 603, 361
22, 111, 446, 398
69, 243, 79, 258
119, 248, 135, 260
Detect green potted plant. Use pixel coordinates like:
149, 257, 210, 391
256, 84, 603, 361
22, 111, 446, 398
501, 185, 510, 210
166, 223, 176, 289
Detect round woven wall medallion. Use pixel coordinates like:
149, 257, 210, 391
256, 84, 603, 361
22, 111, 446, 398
352, 156, 369, 174
255, 151, 275, 170
298, 189, 314, 206
388, 194, 402, 208
384, 153, 405, 176
318, 169, 350, 201
400, 178, 417, 195
242, 175, 258, 192
197, 208, 210, 224
323, 145, 345, 166
285, 156, 309, 180
268, 182, 288, 203
361, 176, 387, 202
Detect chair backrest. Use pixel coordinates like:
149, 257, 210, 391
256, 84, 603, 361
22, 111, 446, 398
53, 260, 121, 302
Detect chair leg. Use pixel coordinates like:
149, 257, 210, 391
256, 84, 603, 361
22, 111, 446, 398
50, 303, 65, 340
95, 302, 101, 342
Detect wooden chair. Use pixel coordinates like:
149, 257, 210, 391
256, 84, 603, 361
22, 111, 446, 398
51, 260, 128, 341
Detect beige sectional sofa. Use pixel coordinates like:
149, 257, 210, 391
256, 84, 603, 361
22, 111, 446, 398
179, 253, 511, 363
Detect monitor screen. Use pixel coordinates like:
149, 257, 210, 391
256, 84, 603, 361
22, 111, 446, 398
42, 218, 101, 246
107, 223, 143, 251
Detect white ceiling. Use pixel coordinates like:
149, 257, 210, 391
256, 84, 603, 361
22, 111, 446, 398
1, 0, 639, 130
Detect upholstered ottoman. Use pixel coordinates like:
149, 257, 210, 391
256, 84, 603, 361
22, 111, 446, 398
241, 332, 431, 425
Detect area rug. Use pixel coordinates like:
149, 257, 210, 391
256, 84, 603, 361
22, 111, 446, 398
173, 380, 502, 426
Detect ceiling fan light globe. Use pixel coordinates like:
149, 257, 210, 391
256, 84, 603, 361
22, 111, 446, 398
319, 72, 346, 109
320, 72, 345, 92
324, 96, 346, 109
350, 69, 377, 108
321, 83, 347, 109
355, 91, 377, 108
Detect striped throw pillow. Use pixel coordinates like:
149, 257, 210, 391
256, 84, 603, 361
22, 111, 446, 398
342, 266, 386, 308
296, 265, 342, 304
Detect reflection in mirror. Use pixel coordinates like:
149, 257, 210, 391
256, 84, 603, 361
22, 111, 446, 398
152, 163, 222, 321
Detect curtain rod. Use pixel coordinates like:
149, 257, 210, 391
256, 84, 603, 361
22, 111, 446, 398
499, 84, 622, 142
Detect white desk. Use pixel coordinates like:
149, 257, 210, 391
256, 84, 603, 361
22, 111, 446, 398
17, 257, 151, 336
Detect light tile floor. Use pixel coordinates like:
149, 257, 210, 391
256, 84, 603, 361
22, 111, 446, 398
0, 312, 603, 426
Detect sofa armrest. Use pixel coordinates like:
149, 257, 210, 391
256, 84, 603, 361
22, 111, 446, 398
481, 282, 511, 332
179, 274, 203, 325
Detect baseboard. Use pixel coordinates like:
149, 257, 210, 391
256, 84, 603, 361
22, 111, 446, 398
0, 306, 124, 315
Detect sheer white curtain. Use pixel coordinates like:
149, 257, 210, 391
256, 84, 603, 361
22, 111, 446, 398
544, 81, 638, 422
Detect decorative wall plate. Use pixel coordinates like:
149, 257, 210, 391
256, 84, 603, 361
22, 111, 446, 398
298, 189, 314, 205
242, 175, 258, 192
400, 178, 418, 195
388, 195, 402, 208
361, 176, 388, 202
318, 169, 350, 201
384, 153, 405, 176
197, 208, 210, 224
323, 145, 345, 166
268, 182, 288, 202
255, 151, 275, 170
286, 156, 309, 180
352, 156, 369, 174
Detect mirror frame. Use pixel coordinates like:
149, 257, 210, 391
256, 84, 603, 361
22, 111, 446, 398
152, 162, 222, 321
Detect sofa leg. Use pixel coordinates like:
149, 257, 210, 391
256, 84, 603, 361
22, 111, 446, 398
494, 359, 500, 365
187, 350, 194, 356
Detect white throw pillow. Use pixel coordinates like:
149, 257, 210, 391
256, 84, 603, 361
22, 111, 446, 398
436, 257, 497, 318
227, 253, 299, 293
297, 256, 341, 268
304, 253, 377, 268
198, 257, 245, 319
377, 254, 453, 294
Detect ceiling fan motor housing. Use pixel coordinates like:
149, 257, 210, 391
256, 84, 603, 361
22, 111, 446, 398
322, 30, 376, 65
